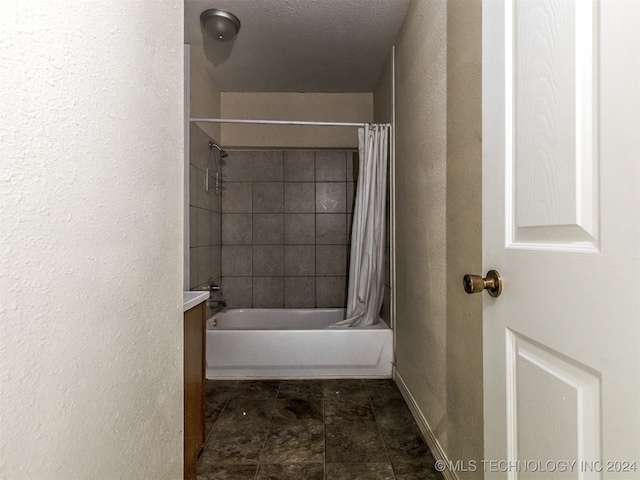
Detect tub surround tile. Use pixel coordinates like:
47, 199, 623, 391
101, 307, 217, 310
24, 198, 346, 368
190, 166, 208, 210
316, 214, 347, 244
284, 182, 316, 213
253, 182, 283, 213
347, 152, 358, 182
316, 151, 347, 181
253, 214, 284, 245
253, 277, 284, 308
255, 463, 324, 480
189, 127, 222, 293
316, 276, 347, 308
222, 182, 253, 214
284, 277, 315, 308
253, 245, 284, 276
222, 214, 252, 245
222, 151, 253, 182
284, 214, 315, 244
188, 165, 198, 207
316, 182, 347, 213
253, 151, 284, 181
316, 245, 348, 276
222, 246, 252, 276
222, 277, 252, 308
217, 149, 358, 308
284, 246, 315, 277
189, 206, 199, 248
210, 181, 222, 213
210, 247, 222, 283
197, 207, 212, 247
346, 182, 355, 213
192, 247, 212, 289
284, 151, 315, 181
189, 251, 199, 288
210, 212, 222, 245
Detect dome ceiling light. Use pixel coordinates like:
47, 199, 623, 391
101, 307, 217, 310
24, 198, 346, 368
200, 9, 241, 42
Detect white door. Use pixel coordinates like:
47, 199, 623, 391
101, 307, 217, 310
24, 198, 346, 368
482, 1, 639, 479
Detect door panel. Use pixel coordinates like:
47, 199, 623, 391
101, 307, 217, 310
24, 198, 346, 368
509, 0, 599, 248
508, 331, 602, 479
483, 0, 639, 478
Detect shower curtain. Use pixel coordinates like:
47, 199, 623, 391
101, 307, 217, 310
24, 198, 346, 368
332, 124, 389, 328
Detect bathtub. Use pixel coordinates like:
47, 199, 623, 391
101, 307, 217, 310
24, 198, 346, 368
205, 308, 393, 379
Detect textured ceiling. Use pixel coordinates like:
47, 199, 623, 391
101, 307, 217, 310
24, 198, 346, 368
184, 0, 410, 93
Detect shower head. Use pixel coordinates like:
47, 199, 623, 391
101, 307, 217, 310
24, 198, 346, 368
208, 141, 228, 158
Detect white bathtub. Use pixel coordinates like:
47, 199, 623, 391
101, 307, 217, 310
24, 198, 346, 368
205, 308, 393, 379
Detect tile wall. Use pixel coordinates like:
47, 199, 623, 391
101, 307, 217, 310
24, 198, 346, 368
189, 125, 222, 310
221, 150, 357, 308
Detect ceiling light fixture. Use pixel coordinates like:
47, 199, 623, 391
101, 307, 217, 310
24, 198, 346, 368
200, 9, 241, 42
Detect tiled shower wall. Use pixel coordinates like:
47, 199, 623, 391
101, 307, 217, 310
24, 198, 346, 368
221, 150, 357, 308
189, 125, 222, 298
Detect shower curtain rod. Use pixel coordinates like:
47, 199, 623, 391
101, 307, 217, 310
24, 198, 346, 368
190, 118, 391, 128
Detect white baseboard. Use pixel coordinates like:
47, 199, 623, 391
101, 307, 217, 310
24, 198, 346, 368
394, 372, 459, 480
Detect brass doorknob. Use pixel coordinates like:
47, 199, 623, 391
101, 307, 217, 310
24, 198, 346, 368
463, 270, 502, 297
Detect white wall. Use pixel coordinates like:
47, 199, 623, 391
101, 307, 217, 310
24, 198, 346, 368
0, 2, 185, 478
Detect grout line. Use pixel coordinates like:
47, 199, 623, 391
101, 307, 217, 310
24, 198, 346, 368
366, 380, 398, 479
254, 380, 281, 476
321, 379, 327, 472
202, 380, 238, 445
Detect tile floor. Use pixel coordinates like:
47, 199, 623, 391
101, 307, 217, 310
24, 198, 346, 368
197, 379, 445, 480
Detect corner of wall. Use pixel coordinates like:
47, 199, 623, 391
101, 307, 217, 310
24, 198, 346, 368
392, 0, 484, 478
190, 52, 222, 142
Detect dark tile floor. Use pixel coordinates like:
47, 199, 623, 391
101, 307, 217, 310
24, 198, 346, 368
197, 379, 445, 480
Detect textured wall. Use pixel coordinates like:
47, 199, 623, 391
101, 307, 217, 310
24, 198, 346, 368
393, 0, 483, 476
445, 0, 484, 476
220, 150, 356, 309
0, 2, 184, 478
394, 0, 448, 446
221, 93, 373, 149
190, 51, 222, 144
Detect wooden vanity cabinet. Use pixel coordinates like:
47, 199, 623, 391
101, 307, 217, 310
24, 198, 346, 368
184, 301, 205, 480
